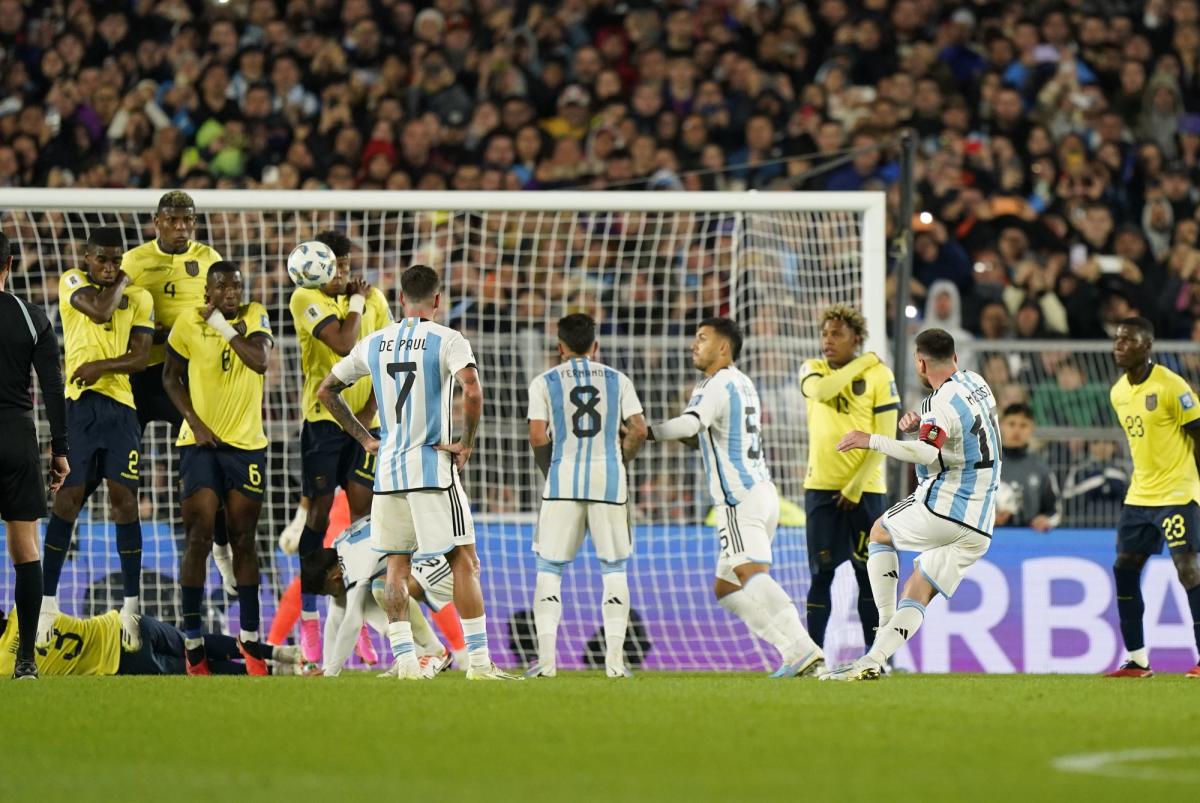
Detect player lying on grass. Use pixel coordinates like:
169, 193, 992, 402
647, 317, 824, 678
825, 328, 1002, 681
1, 606, 301, 676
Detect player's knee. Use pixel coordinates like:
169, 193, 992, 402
810, 568, 836, 591
1114, 553, 1147, 572
450, 546, 481, 577
732, 561, 768, 586
1174, 556, 1200, 589
51, 487, 84, 520
869, 518, 891, 545
108, 485, 139, 522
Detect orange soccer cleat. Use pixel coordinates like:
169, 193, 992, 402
1105, 660, 1154, 678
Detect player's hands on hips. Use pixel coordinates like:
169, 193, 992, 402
899, 411, 921, 433
834, 492, 859, 511
436, 440, 473, 470
192, 420, 221, 448
71, 361, 105, 387
836, 430, 871, 452
48, 455, 70, 493
363, 435, 381, 455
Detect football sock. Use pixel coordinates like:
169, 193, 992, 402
867, 543, 899, 626
237, 584, 261, 635
1187, 583, 1200, 655
298, 524, 323, 558
408, 603, 440, 654
13, 560, 43, 662
181, 585, 204, 639
854, 565, 881, 649
805, 569, 835, 647
718, 588, 785, 647
533, 567, 563, 667
41, 514, 73, 596
461, 615, 491, 669
866, 598, 925, 666
115, 521, 142, 598
301, 593, 318, 614
387, 620, 416, 666
600, 564, 630, 668
202, 633, 242, 662
743, 573, 819, 660
431, 603, 466, 651
1113, 566, 1145, 654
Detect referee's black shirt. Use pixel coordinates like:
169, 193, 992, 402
0, 291, 68, 455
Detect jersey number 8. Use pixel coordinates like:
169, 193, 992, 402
570, 385, 602, 438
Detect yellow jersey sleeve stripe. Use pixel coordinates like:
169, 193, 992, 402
874, 401, 901, 414
310, 314, 339, 339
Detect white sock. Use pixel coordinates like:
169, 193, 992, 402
387, 620, 417, 666
1128, 647, 1150, 667
742, 573, 819, 662
184, 636, 203, 651
239, 629, 260, 643
461, 615, 490, 669
866, 599, 925, 666
533, 571, 563, 668
41, 595, 59, 612
300, 610, 319, 622
867, 544, 900, 628
290, 504, 307, 529
601, 570, 630, 668
122, 596, 139, 615
408, 604, 441, 654
718, 589, 786, 648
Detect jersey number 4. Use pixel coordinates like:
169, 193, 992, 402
387, 360, 418, 420
570, 385, 602, 438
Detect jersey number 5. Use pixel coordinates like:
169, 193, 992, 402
570, 385, 602, 438
387, 360, 418, 420
745, 406, 762, 460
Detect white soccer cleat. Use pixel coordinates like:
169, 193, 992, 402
211, 544, 237, 597
799, 658, 827, 678
272, 644, 302, 665
606, 664, 634, 679
393, 659, 428, 680
278, 515, 304, 556
119, 611, 142, 651
769, 649, 824, 679
418, 650, 452, 679
35, 597, 59, 648
467, 663, 521, 681
522, 662, 556, 679
820, 658, 882, 682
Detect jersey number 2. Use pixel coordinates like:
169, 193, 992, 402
387, 360, 418, 420
570, 385, 602, 438
970, 415, 994, 469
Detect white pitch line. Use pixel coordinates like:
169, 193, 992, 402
1051, 747, 1200, 783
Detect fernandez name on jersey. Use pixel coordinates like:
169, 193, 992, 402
331, 316, 475, 495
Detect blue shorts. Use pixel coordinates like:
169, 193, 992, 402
1117, 502, 1200, 555
804, 489, 887, 573
300, 420, 376, 498
179, 445, 267, 501
64, 391, 142, 489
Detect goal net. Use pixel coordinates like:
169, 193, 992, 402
0, 189, 886, 670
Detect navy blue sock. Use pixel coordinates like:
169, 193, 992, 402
13, 560, 43, 662
1114, 566, 1145, 653
805, 570, 834, 648
298, 525, 323, 557
237, 584, 261, 635
42, 514, 74, 596
301, 593, 318, 613
1187, 584, 1200, 657
181, 585, 204, 640
855, 566, 881, 649
115, 521, 143, 598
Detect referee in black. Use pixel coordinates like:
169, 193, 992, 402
0, 232, 70, 679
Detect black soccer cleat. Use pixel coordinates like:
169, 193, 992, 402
12, 658, 38, 680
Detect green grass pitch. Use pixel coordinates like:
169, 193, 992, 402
2, 673, 1196, 802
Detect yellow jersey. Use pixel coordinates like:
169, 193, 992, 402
1111, 364, 1200, 506
123, 239, 223, 365
58, 269, 155, 408
800, 357, 901, 494
0, 610, 121, 676
167, 302, 273, 450
290, 287, 391, 424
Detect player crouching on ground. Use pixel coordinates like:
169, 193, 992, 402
825, 328, 1002, 681
301, 516, 452, 678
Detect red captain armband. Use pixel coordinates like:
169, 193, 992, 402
918, 422, 947, 450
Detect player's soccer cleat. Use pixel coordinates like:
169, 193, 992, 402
211, 544, 238, 597
1186, 664, 1200, 679
820, 659, 882, 682
1105, 660, 1154, 678
12, 659, 38, 680
393, 660, 427, 680
299, 617, 322, 663
418, 650, 452, 678
606, 664, 634, 679
770, 649, 824, 679
522, 663, 556, 679
35, 597, 59, 647
799, 658, 827, 678
119, 611, 142, 652
185, 651, 211, 676
272, 644, 302, 665
238, 640, 271, 677
355, 625, 379, 665
467, 663, 521, 681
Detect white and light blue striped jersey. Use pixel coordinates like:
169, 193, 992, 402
331, 316, 475, 493
685, 366, 772, 507
914, 369, 1003, 536
527, 357, 644, 504
332, 518, 384, 590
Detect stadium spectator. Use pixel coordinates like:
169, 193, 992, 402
996, 402, 1061, 532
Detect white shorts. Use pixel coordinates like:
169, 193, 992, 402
370, 476, 475, 558
533, 500, 632, 563
715, 482, 779, 585
410, 554, 455, 611
880, 494, 991, 598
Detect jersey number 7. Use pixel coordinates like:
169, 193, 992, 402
387, 360, 417, 421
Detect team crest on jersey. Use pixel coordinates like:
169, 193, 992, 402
852, 379, 866, 396
185, 260, 200, 276
118, 296, 129, 310
1145, 394, 1157, 411
1181, 392, 1196, 410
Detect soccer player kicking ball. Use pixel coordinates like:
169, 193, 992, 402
317, 264, 515, 680
824, 329, 1001, 681
1106, 317, 1200, 678
524, 313, 647, 679
40, 228, 154, 652
164, 262, 274, 675
648, 318, 824, 678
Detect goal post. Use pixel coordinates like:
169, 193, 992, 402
0, 189, 887, 670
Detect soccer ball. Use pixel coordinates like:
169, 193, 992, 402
287, 241, 336, 288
